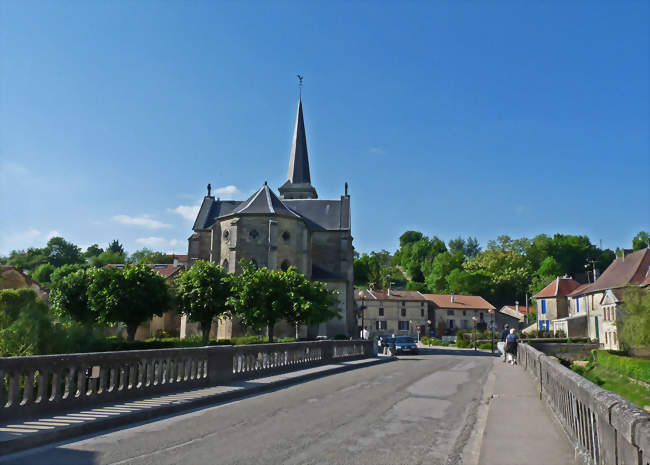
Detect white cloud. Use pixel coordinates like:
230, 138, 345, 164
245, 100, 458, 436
112, 214, 170, 229
135, 237, 182, 250
46, 230, 61, 240
168, 205, 200, 221
213, 185, 241, 199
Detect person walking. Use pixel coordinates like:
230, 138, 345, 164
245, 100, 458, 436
504, 328, 518, 364
497, 324, 509, 362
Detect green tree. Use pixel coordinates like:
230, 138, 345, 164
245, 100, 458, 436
399, 231, 424, 247
83, 244, 104, 261
446, 269, 492, 297
50, 263, 88, 288
0, 289, 54, 356
632, 231, 650, 251
3, 247, 48, 272
32, 263, 56, 287
424, 252, 465, 293
129, 248, 173, 264
448, 236, 482, 258
175, 260, 232, 344
281, 267, 339, 331
618, 287, 650, 349
51, 269, 93, 325
47, 237, 83, 267
89, 250, 126, 267
107, 240, 125, 255
528, 256, 563, 295
88, 264, 171, 341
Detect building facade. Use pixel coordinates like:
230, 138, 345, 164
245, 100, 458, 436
188, 98, 355, 338
424, 294, 496, 334
355, 289, 428, 338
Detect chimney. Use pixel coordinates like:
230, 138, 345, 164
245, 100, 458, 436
387, 288, 392, 296
451, 294, 456, 303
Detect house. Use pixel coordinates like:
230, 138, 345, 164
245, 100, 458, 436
354, 289, 428, 338
496, 304, 535, 329
0, 266, 49, 300
188, 96, 354, 339
423, 294, 496, 334
168, 254, 188, 267
566, 248, 650, 350
533, 276, 582, 332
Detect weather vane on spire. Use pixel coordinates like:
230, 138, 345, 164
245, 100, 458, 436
297, 74, 303, 98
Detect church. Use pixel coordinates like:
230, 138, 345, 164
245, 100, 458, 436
187, 97, 355, 338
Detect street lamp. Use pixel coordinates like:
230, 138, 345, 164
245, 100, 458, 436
472, 316, 478, 352
357, 290, 366, 339
488, 308, 495, 354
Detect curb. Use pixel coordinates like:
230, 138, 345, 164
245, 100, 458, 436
0, 357, 392, 456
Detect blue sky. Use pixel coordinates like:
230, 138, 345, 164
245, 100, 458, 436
1, 1, 648, 256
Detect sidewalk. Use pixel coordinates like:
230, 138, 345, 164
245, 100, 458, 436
0, 357, 387, 456
478, 357, 577, 465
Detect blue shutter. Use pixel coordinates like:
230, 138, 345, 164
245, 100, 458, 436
539, 320, 543, 330
541, 300, 546, 314
576, 299, 580, 313
545, 320, 549, 331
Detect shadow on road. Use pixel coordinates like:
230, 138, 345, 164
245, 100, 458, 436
409, 347, 499, 357
0, 448, 98, 465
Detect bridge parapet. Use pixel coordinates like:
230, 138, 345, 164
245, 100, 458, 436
517, 343, 650, 465
0, 340, 374, 422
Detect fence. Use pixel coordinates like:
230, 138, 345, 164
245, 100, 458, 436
517, 343, 649, 465
0, 340, 374, 422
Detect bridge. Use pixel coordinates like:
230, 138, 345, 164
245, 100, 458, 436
0, 341, 647, 465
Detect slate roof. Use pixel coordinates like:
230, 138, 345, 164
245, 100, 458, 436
283, 199, 345, 230
192, 197, 241, 230
568, 248, 650, 297
534, 277, 581, 299
286, 98, 311, 185
423, 294, 496, 310
227, 184, 301, 219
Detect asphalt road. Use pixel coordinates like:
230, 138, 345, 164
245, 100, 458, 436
1, 348, 495, 465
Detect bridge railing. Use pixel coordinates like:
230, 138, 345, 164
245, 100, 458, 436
517, 343, 649, 465
0, 340, 374, 422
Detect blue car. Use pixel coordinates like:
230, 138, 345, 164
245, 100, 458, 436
389, 336, 418, 354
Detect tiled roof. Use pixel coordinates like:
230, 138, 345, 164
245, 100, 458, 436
169, 254, 188, 262
423, 294, 495, 310
356, 289, 427, 301
567, 283, 591, 298
534, 277, 581, 298
585, 248, 650, 294
503, 305, 535, 315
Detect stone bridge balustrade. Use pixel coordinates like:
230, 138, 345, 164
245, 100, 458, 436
0, 340, 374, 422
517, 343, 650, 465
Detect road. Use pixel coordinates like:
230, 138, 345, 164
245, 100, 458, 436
1, 348, 495, 465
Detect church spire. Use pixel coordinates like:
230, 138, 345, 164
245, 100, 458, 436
279, 96, 318, 199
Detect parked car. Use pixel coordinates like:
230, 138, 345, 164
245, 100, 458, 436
393, 336, 418, 354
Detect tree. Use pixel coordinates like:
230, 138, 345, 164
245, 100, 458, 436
129, 248, 173, 265
0, 289, 54, 356
424, 252, 465, 293
281, 267, 339, 331
3, 247, 48, 272
83, 244, 104, 261
446, 269, 492, 297
88, 264, 171, 341
632, 231, 650, 251
448, 236, 482, 258
50, 263, 88, 288
32, 263, 56, 287
175, 260, 233, 344
47, 237, 83, 267
51, 269, 93, 325
107, 240, 125, 255
618, 287, 650, 349
89, 250, 126, 268
528, 256, 563, 296
399, 231, 424, 248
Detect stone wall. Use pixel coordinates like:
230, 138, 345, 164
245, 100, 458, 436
518, 343, 649, 465
528, 342, 600, 362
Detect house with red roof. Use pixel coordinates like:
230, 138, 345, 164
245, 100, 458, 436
533, 276, 582, 333
423, 293, 496, 334
355, 289, 429, 338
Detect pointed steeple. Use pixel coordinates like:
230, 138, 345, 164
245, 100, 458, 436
279, 98, 318, 199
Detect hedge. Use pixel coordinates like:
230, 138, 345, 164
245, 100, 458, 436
592, 350, 650, 383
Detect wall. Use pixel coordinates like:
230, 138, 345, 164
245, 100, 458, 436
518, 344, 650, 465
356, 298, 428, 338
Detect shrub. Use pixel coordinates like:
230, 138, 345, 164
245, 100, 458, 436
478, 342, 492, 350
592, 350, 650, 382
456, 336, 470, 348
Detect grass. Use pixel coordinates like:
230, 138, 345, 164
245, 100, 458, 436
572, 355, 650, 409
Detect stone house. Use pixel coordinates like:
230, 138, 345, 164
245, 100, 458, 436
188, 97, 355, 339
496, 304, 534, 330
354, 289, 428, 339
423, 294, 496, 334
566, 248, 650, 350
533, 276, 582, 332
0, 266, 49, 300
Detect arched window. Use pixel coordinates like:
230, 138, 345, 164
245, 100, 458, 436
280, 259, 290, 271
222, 259, 229, 270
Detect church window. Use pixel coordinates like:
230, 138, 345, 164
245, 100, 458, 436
280, 259, 290, 271
249, 229, 259, 240
282, 231, 291, 242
